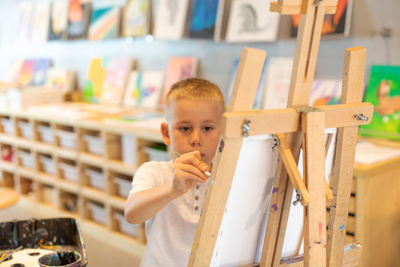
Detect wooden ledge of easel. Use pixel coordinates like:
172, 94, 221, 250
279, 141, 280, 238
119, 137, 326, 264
240, 243, 361, 267
270, 0, 338, 15
222, 103, 373, 139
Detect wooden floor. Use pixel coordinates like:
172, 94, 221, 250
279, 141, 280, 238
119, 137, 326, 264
0, 197, 143, 267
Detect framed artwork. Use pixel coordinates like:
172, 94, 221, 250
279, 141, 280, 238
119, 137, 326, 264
16, 2, 34, 43
188, 0, 219, 39
225, 0, 280, 42
153, 0, 189, 40
67, 0, 92, 39
123, 71, 164, 108
122, 0, 150, 37
48, 0, 69, 40
30, 2, 51, 42
160, 57, 198, 107
290, 0, 353, 37
83, 58, 108, 103
88, 1, 122, 40
359, 65, 400, 140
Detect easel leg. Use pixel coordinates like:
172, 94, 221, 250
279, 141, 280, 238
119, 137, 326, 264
302, 111, 326, 267
327, 47, 366, 267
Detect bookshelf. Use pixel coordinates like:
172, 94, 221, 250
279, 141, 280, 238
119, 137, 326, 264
0, 106, 166, 249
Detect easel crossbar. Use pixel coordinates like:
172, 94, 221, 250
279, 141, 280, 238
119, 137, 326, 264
222, 103, 373, 138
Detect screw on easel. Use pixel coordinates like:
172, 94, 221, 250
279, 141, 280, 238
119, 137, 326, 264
293, 190, 302, 206
242, 119, 251, 137
272, 135, 280, 151
315, 0, 323, 7
355, 113, 369, 122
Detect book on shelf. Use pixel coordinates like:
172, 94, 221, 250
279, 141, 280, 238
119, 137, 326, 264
48, 0, 69, 41
67, 0, 92, 39
309, 79, 342, 106
359, 65, 400, 141
18, 60, 35, 87
160, 57, 199, 108
32, 59, 51, 86
188, 0, 220, 39
101, 58, 135, 105
3, 59, 24, 87
123, 71, 164, 109
83, 57, 108, 103
122, 0, 150, 38
225, 0, 280, 42
262, 57, 293, 110
291, 0, 353, 37
15, 2, 34, 43
30, 2, 51, 42
45, 68, 76, 93
88, 0, 124, 40
153, 0, 189, 40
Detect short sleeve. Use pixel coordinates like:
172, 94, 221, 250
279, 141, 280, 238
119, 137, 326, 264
129, 161, 171, 196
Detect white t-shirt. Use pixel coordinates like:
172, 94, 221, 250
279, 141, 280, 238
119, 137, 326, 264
130, 161, 209, 267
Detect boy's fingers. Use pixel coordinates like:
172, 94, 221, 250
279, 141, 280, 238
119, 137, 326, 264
177, 154, 208, 170
176, 162, 208, 180
175, 169, 207, 183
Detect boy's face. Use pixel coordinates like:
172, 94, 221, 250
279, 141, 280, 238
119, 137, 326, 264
161, 99, 223, 165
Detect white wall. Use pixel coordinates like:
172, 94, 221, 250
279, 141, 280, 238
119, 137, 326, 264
0, 0, 399, 98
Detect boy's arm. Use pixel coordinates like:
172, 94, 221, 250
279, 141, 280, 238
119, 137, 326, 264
124, 182, 176, 224
125, 151, 210, 224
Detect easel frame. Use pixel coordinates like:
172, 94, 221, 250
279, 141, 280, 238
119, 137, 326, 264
188, 0, 373, 266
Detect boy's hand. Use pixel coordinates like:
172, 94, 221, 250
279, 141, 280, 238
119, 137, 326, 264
172, 151, 210, 196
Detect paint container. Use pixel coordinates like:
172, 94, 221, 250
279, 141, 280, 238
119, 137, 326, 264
38, 251, 81, 267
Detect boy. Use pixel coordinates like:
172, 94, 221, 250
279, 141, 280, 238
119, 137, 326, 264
124, 78, 225, 267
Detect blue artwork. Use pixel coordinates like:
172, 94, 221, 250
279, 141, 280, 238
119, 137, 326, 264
189, 0, 219, 39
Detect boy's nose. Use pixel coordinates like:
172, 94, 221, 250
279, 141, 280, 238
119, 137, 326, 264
190, 130, 201, 147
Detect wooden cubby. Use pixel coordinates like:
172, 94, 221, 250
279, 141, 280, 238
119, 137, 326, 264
0, 108, 166, 248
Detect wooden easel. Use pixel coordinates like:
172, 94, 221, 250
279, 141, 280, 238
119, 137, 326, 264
188, 0, 373, 267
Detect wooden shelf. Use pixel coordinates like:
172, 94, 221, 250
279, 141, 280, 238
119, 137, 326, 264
83, 187, 107, 203
0, 106, 163, 246
107, 160, 136, 176
0, 161, 16, 173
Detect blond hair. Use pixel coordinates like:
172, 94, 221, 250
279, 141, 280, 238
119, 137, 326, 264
164, 78, 225, 119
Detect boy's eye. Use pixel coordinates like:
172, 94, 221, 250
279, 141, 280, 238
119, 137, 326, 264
179, 127, 191, 132
203, 126, 214, 132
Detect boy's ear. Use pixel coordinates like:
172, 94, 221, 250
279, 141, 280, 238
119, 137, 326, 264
160, 122, 171, 146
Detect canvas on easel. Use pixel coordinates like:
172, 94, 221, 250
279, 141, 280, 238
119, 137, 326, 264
189, 1, 373, 266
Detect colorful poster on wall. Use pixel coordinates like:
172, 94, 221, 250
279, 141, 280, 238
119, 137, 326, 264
123, 71, 164, 108
48, 0, 69, 40
188, 0, 219, 39
359, 65, 400, 140
161, 57, 198, 108
225, 0, 280, 42
291, 0, 353, 37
